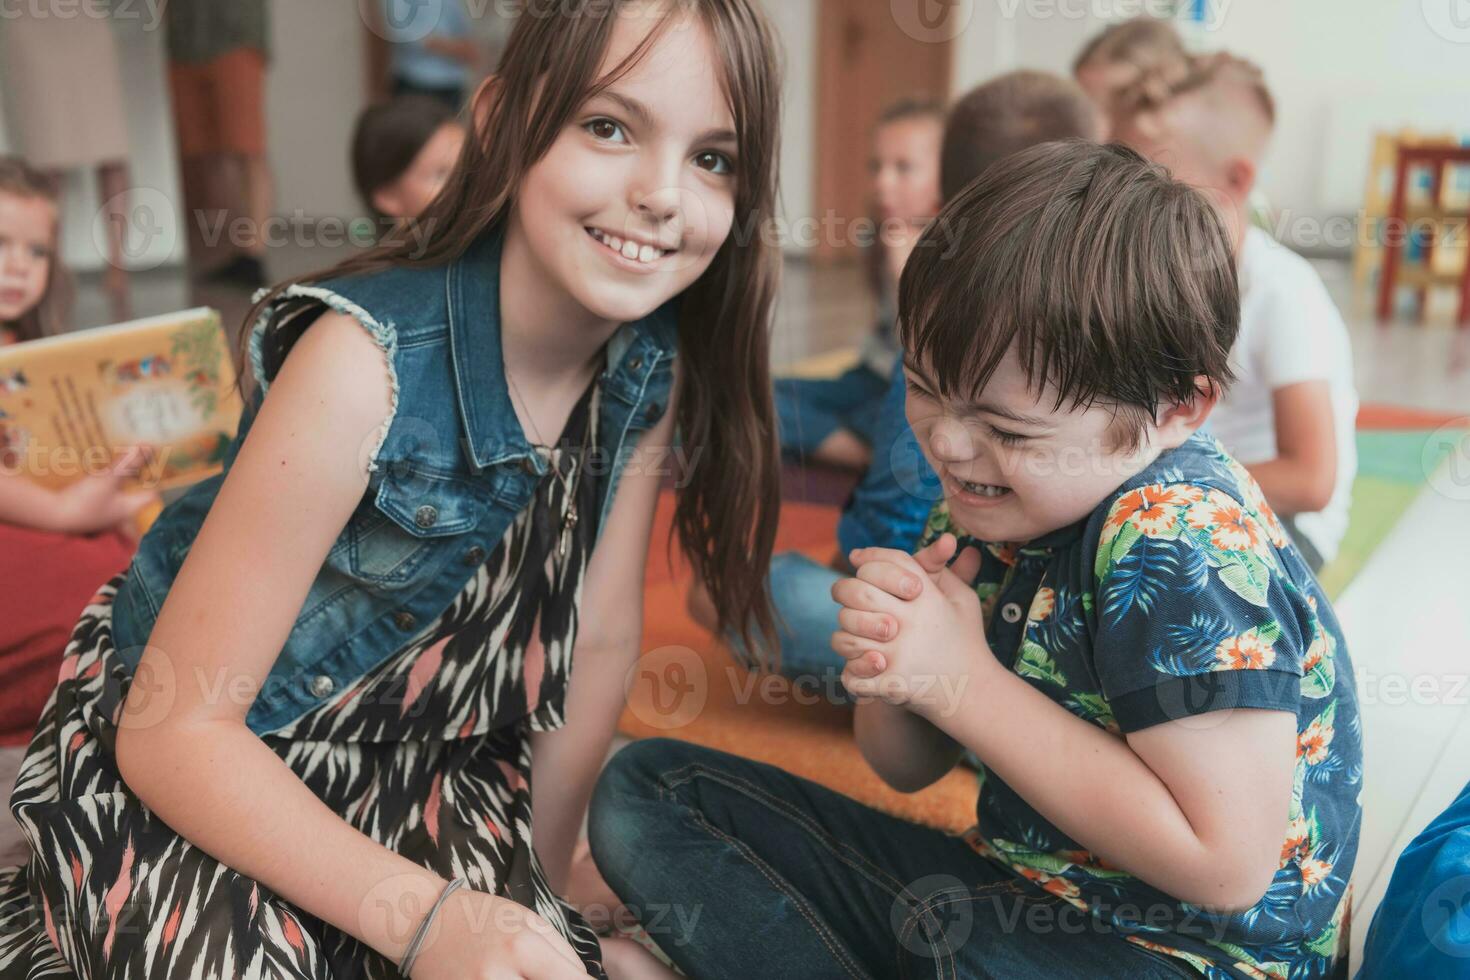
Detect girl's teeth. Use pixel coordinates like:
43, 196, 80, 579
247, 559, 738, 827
621, 240, 640, 260
638, 244, 658, 263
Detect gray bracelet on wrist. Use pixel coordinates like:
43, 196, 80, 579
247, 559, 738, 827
398, 876, 467, 976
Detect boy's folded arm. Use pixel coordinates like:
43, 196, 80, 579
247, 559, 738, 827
1245, 379, 1337, 515
854, 699, 963, 793
930, 665, 1296, 912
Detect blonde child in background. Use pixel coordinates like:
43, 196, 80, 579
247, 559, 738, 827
1072, 16, 1190, 135
773, 98, 945, 470
351, 95, 467, 223
0, 157, 156, 746
1117, 54, 1357, 571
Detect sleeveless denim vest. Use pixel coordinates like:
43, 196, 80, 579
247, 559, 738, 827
110, 231, 680, 734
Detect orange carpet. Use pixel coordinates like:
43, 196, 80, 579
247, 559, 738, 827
621, 490, 979, 833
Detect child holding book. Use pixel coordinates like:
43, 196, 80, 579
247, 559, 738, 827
591, 141, 1361, 979
0, 156, 156, 747
0, 3, 784, 977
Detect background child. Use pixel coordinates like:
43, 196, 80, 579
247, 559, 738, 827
1072, 16, 1191, 135
0, 3, 784, 977
773, 98, 944, 470
591, 141, 1360, 980
351, 95, 466, 222
0, 156, 155, 747
709, 72, 1101, 701
1116, 54, 1357, 570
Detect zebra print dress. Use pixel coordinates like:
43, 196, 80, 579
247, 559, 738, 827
0, 381, 607, 979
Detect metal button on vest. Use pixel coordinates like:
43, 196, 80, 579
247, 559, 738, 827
394, 610, 418, 631
414, 505, 438, 529
627, 355, 643, 372
310, 674, 335, 698
1000, 602, 1024, 624
463, 545, 486, 566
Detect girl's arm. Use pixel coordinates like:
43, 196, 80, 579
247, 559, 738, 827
531, 372, 680, 893
110, 313, 520, 968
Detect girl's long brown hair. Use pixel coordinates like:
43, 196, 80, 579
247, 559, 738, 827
0, 157, 72, 344
242, 0, 783, 659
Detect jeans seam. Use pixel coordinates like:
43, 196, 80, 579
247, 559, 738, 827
654, 778, 871, 980
660, 762, 923, 900
897, 881, 1045, 980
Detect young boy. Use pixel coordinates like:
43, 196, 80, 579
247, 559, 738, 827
1116, 54, 1357, 571
591, 142, 1360, 979
351, 95, 466, 222
708, 73, 1101, 700
773, 98, 944, 471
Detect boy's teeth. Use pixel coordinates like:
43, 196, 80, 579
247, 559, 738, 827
962, 479, 1008, 497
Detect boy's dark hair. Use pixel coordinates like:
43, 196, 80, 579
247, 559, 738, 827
901, 140, 1237, 450
941, 70, 1100, 200
351, 96, 457, 218
877, 96, 946, 129
1073, 16, 1187, 76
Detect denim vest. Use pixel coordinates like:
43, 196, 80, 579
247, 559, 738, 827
111, 231, 680, 735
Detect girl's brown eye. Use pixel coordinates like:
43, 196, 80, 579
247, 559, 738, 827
586, 118, 625, 143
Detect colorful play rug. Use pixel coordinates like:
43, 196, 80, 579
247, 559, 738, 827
618, 402, 1469, 834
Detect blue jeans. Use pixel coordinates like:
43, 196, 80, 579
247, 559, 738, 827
774, 366, 890, 458
836, 359, 940, 556
727, 552, 849, 704
589, 739, 1196, 980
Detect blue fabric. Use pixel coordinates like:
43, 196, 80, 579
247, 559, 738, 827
380, 0, 471, 91
773, 365, 888, 458
1358, 779, 1470, 978
910, 433, 1361, 978
590, 738, 1195, 979
111, 229, 679, 735
836, 357, 939, 555
724, 552, 848, 705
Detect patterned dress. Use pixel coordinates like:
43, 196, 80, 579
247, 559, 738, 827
0, 382, 606, 979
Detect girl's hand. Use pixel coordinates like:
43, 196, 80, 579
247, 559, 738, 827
53, 445, 159, 535
830, 533, 990, 717
409, 889, 589, 979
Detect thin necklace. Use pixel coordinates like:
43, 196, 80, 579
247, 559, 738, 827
506, 370, 588, 559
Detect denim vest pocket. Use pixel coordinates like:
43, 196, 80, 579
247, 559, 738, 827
333, 456, 488, 589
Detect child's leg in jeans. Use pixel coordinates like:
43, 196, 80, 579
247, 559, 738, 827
773, 368, 890, 467
589, 739, 1195, 980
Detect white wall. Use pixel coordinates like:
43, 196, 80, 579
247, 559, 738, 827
758, 0, 817, 238
946, 0, 1470, 231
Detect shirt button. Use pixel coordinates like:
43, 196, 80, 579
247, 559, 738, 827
627, 355, 643, 372
309, 674, 335, 698
644, 402, 662, 422
394, 610, 418, 631
463, 545, 486, 566
1001, 602, 1024, 624
414, 504, 438, 529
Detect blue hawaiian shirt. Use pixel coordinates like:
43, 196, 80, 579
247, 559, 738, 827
919, 433, 1362, 979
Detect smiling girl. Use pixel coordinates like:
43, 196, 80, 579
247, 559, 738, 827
0, 3, 782, 978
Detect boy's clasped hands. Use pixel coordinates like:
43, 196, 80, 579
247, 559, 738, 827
830, 532, 995, 716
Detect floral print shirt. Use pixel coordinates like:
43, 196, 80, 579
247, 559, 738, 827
920, 433, 1362, 979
